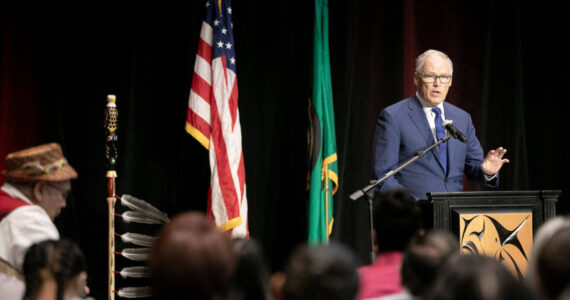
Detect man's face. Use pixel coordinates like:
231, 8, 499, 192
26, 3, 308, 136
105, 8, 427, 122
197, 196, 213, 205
37, 180, 71, 220
414, 55, 453, 106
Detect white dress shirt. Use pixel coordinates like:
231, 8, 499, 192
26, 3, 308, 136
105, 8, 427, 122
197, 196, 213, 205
416, 92, 446, 143
0, 183, 59, 271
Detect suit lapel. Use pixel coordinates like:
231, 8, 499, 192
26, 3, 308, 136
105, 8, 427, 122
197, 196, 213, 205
408, 95, 446, 174
408, 95, 435, 147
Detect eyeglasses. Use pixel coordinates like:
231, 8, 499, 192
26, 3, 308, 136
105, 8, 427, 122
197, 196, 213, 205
417, 73, 452, 84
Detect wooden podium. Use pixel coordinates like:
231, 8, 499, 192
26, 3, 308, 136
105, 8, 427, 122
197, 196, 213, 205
427, 190, 560, 278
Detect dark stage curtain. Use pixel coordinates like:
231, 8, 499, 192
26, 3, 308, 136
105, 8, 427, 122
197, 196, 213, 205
2, 1, 569, 299
329, 0, 570, 263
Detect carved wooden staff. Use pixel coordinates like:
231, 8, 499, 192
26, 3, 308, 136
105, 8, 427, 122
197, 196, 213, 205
105, 94, 118, 300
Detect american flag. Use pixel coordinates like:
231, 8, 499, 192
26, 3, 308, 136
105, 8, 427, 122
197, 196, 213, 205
185, 0, 248, 237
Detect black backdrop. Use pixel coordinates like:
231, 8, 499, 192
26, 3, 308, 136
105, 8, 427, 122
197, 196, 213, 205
2, 1, 569, 299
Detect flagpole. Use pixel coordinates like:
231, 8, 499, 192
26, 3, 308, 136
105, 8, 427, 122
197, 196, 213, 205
105, 95, 118, 300
107, 184, 116, 300
324, 163, 329, 243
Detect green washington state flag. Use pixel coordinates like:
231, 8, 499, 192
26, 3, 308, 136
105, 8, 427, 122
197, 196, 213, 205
307, 0, 338, 244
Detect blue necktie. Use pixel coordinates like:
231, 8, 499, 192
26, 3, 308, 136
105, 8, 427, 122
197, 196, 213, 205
432, 107, 447, 172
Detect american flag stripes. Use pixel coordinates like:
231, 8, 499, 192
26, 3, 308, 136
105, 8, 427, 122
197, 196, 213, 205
185, 0, 248, 237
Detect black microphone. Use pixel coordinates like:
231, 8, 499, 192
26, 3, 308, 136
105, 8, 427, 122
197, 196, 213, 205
442, 120, 467, 143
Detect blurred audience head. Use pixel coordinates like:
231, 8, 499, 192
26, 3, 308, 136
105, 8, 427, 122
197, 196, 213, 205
527, 216, 570, 300
23, 239, 88, 300
229, 238, 272, 300
425, 254, 533, 300
149, 211, 236, 300
401, 230, 459, 297
281, 242, 359, 300
374, 189, 423, 253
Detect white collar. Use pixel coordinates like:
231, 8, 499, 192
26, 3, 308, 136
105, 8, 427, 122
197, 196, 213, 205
415, 91, 445, 113
1, 183, 33, 204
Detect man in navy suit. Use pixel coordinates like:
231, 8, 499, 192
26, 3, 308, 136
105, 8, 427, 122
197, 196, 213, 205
373, 49, 509, 200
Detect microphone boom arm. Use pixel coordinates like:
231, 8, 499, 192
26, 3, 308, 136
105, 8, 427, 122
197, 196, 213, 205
349, 134, 452, 201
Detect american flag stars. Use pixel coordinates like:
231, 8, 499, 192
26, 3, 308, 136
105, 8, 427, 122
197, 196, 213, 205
209, 8, 236, 71
201, 0, 236, 72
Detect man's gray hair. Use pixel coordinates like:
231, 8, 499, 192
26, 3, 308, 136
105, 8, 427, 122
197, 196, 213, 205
415, 49, 453, 75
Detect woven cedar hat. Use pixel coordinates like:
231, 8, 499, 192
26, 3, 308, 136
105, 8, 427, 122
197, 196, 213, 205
2, 143, 78, 182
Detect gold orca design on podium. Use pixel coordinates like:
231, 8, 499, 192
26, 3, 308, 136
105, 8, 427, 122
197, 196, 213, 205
459, 212, 532, 278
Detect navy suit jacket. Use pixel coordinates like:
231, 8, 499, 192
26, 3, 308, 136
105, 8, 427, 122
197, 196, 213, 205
373, 94, 498, 200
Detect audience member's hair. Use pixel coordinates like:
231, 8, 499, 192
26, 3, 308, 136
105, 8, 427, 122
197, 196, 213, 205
149, 212, 236, 300
401, 230, 458, 296
23, 239, 87, 300
425, 254, 534, 300
282, 243, 359, 300
229, 238, 272, 300
374, 189, 423, 253
536, 225, 570, 299
526, 216, 570, 300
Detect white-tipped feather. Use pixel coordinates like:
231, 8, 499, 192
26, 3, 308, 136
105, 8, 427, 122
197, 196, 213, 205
120, 232, 155, 247
120, 194, 169, 224
119, 248, 150, 261
119, 266, 151, 279
117, 286, 152, 298
121, 210, 164, 224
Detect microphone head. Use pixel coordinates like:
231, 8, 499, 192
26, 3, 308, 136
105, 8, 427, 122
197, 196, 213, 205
442, 119, 454, 127
442, 119, 467, 143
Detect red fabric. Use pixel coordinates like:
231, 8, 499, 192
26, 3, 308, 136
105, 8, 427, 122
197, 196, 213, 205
357, 251, 404, 300
402, 0, 418, 98
0, 189, 30, 221
0, 11, 45, 186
